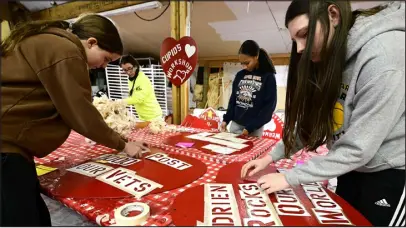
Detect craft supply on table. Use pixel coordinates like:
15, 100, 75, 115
114, 202, 150, 226
175, 142, 195, 148
35, 129, 326, 226
36, 165, 58, 176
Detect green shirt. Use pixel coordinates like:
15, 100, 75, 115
125, 71, 162, 121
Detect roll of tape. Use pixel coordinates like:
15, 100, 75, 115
114, 202, 150, 226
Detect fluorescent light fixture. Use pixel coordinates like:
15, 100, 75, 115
99, 1, 163, 17
66, 1, 163, 22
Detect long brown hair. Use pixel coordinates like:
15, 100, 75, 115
1, 13, 123, 56
282, 0, 386, 157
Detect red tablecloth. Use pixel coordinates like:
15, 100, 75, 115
35, 127, 329, 226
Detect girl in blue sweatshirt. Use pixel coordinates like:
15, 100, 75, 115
221, 40, 277, 137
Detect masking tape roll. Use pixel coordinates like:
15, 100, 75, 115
114, 202, 150, 226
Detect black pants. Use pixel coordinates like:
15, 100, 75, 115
0, 153, 51, 226
336, 169, 405, 226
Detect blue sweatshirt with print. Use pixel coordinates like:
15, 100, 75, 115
223, 69, 277, 133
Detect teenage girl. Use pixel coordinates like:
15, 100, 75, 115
221, 40, 277, 137
241, 1, 405, 226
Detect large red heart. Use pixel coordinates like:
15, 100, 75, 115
160, 36, 198, 87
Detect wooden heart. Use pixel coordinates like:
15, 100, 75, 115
160, 36, 198, 87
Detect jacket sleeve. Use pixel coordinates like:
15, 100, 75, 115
37, 57, 126, 151
245, 73, 277, 133
284, 68, 404, 186
125, 74, 152, 105
268, 131, 305, 162
222, 76, 238, 124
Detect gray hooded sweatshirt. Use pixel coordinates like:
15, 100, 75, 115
269, 1, 405, 187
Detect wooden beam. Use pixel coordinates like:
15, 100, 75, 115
30, 1, 150, 21
1, 20, 11, 41
198, 54, 291, 68
201, 62, 210, 109
179, 0, 189, 122
0, 2, 12, 21
1, 2, 31, 26
203, 58, 290, 68
199, 53, 290, 61
170, 0, 181, 124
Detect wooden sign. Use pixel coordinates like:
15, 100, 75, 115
238, 183, 282, 226
145, 153, 192, 170
160, 36, 198, 86
198, 107, 220, 129
96, 167, 162, 199
164, 132, 254, 156
93, 153, 140, 166
198, 107, 220, 122
198, 184, 241, 226
262, 114, 284, 141
39, 151, 207, 198
170, 162, 371, 226
66, 162, 114, 177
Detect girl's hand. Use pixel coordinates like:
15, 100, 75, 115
220, 121, 227, 132
241, 156, 273, 178
257, 173, 290, 194
123, 141, 150, 158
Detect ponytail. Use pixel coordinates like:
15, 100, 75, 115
258, 48, 276, 74
239, 40, 276, 74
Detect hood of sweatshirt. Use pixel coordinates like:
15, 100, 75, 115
346, 1, 405, 61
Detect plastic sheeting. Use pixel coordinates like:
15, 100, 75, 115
42, 194, 94, 226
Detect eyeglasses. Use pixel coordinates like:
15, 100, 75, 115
122, 66, 134, 73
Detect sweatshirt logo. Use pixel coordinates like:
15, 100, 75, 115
333, 102, 344, 132
332, 83, 349, 142
236, 75, 262, 109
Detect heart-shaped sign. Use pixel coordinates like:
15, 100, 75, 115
160, 36, 198, 87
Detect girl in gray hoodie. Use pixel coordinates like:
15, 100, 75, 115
241, 1, 405, 226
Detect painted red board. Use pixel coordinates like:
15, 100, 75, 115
160, 36, 198, 87
242, 165, 278, 182
262, 114, 284, 141
170, 162, 371, 226
164, 133, 254, 156
38, 148, 207, 199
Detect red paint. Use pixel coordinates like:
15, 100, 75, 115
170, 162, 371, 226
39, 149, 207, 198
181, 114, 219, 131
165, 133, 254, 156
160, 36, 198, 87
243, 166, 278, 182
127, 210, 142, 217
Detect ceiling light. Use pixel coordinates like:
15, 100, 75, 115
99, 1, 163, 17
66, 1, 163, 22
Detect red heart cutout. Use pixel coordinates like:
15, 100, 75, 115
160, 36, 198, 87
